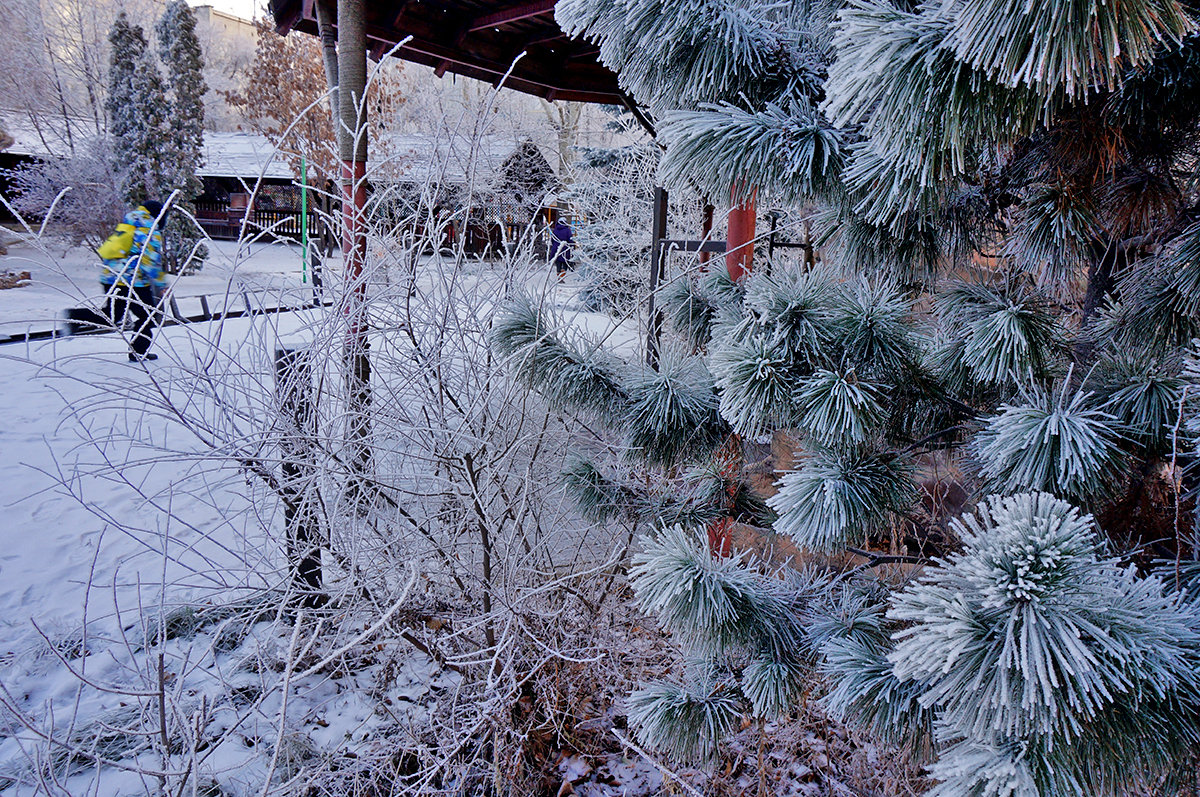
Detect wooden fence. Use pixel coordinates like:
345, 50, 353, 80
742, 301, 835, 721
196, 200, 321, 243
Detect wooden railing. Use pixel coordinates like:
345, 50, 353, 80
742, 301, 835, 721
195, 201, 321, 243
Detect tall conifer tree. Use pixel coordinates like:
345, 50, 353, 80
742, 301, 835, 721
491, 0, 1200, 792
106, 12, 147, 186
156, 0, 207, 272
124, 48, 171, 208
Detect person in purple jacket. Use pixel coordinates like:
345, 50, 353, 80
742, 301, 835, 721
549, 218, 574, 279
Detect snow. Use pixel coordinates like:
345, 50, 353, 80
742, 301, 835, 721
0, 311, 300, 793
2, 119, 537, 186
0, 315, 292, 643
0, 234, 649, 795
0, 237, 325, 338
201, 132, 296, 180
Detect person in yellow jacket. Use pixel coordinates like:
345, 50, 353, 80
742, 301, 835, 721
97, 200, 169, 362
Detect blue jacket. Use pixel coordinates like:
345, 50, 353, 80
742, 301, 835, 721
99, 206, 166, 289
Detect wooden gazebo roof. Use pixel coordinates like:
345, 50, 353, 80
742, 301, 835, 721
271, 0, 631, 107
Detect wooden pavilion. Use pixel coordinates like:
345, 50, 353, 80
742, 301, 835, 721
271, 0, 646, 114
269, 0, 758, 364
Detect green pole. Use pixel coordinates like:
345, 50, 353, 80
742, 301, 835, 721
300, 157, 309, 284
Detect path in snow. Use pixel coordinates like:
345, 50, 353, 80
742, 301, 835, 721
0, 238, 327, 338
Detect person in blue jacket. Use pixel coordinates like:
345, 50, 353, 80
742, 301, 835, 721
97, 200, 169, 362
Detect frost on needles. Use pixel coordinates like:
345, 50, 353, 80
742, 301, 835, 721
494, 0, 1200, 791
888, 493, 1200, 796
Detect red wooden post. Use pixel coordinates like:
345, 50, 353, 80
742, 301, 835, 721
342, 161, 367, 288
708, 186, 756, 555
706, 434, 742, 556
338, 0, 373, 484
725, 186, 757, 282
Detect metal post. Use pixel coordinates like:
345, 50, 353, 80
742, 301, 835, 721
646, 186, 668, 370
300, 157, 309, 284
275, 346, 324, 607
699, 202, 714, 268
768, 212, 778, 259
309, 245, 324, 305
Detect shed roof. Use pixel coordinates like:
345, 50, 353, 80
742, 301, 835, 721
269, 0, 630, 107
202, 132, 297, 179
205, 130, 539, 184
0, 121, 531, 185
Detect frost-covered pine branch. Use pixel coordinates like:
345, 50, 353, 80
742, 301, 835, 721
886, 492, 1200, 795
769, 447, 916, 552
972, 383, 1126, 503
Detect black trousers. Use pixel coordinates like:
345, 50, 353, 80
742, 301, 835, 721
103, 282, 158, 356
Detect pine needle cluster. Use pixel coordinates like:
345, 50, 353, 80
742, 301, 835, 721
972, 384, 1127, 504
770, 447, 915, 551
880, 493, 1200, 795
626, 528, 821, 758
498, 0, 1200, 781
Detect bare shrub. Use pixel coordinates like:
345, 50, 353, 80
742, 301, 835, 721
6, 136, 127, 246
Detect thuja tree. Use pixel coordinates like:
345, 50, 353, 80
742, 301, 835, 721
106, 4, 207, 273
156, 0, 207, 273
490, 0, 1200, 793
107, 12, 164, 203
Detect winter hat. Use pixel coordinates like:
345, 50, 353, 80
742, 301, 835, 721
142, 200, 168, 221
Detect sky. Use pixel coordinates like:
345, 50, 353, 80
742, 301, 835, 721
188, 0, 260, 21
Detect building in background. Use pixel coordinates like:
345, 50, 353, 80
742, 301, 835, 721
192, 5, 258, 132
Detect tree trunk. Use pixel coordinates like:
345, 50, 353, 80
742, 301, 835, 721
337, 0, 373, 493
539, 99, 582, 181
1081, 237, 1121, 323
315, 1, 339, 125
315, 2, 340, 256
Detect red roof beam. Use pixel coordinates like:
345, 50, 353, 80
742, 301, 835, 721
465, 0, 557, 33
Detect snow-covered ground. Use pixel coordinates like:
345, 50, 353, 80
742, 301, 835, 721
0, 236, 638, 650
0, 237, 331, 652
0, 236, 651, 795
0, 236, 327, 338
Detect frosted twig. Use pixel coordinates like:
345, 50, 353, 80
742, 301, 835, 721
611, 728, 705, 797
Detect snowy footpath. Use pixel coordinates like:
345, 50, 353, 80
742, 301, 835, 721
0, 238, 324, 339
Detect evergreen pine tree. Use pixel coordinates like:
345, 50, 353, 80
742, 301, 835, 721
124, 48, 172, 209
156, 0, 207, 273
106, 13, 147, 187
487, 0, 1200, 789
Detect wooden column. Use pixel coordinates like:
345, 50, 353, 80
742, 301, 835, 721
709, 184, 755, 557
339, 0, 373, 484
725, 186, 756, 282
